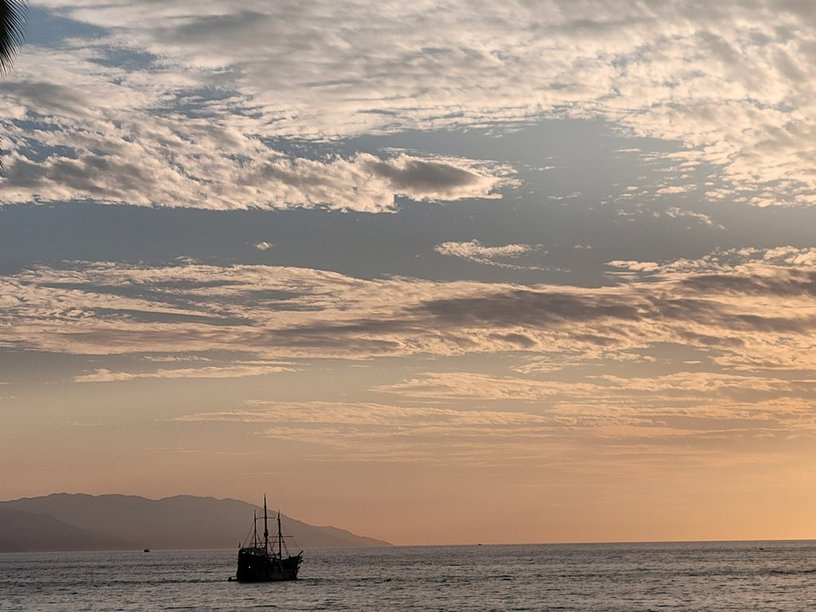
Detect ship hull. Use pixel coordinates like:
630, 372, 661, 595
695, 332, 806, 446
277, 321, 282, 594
236, 548, 301, 582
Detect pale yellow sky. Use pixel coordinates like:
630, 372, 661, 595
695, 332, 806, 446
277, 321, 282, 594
3, 350, 816, 545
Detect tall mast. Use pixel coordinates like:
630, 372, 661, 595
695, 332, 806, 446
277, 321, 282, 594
263, 494, 269, 554
277, 510, 283, 558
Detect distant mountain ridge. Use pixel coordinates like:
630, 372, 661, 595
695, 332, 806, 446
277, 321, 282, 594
0, 493, 391, 552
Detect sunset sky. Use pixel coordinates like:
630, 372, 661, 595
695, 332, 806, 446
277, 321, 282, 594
2, 1, 816, 545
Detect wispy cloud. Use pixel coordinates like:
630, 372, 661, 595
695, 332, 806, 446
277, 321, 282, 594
75, 362, 294, 382
168, 386, 816, 464
172, 400, 594, 464
1, 247, 815, 374
376, 370, 816, 404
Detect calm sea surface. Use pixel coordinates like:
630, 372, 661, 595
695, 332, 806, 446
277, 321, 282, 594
1, 542, 815, 610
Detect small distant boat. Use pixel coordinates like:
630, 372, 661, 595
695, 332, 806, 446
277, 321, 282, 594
143, 548, 150, 553
234, 495, 302, 582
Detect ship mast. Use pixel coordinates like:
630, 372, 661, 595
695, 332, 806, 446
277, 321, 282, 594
263, 494, 270, 554
277, 510, 283, 558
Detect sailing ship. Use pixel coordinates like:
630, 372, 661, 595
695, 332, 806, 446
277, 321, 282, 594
234, 495, 303, 582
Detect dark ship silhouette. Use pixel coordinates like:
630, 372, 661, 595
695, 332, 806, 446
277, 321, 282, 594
234, 496, 302, 582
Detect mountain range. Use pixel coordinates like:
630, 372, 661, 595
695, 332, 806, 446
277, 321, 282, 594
0, 493, 391, 552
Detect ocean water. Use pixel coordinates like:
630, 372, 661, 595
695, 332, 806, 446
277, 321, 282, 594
1, 541, 815, 610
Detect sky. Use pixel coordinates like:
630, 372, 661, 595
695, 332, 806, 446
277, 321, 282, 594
1, 0, 816, 546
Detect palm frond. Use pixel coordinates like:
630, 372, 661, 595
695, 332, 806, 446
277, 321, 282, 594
0, 0, 26, 74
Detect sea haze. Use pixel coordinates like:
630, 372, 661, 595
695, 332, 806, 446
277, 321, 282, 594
1, 541, 815, 610
0, 494, 390, 552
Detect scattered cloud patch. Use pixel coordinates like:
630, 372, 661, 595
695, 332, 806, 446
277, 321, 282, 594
435, 240, 544, 269
664, 207, 722, 229
607, 246, 816, 277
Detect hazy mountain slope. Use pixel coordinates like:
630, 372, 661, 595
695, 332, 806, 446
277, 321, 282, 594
0, 494, 390, 550
0, 507, 134, 552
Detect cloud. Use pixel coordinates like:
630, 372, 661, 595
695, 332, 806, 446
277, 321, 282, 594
435, 240, 544, 269
607, 246, 816, 277
663, 207, 723, 229
5, 1, 816, 208
3, 247, 814, 456
375, 372, 598, 401
362, 156, 506, 201
171, 400, 590, 464
75, 362, 293, 382
167, 385, 816, 463
0, 102, 512, 210
375, 370, 816, 404
1, 246, 815, 373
